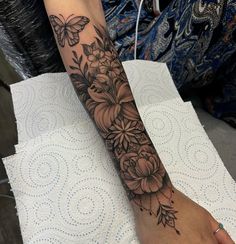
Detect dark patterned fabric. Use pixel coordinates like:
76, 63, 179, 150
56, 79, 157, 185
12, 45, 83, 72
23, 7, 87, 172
102, 0, 236, 122
0, 0, 65, 79
0, 0, 235, 123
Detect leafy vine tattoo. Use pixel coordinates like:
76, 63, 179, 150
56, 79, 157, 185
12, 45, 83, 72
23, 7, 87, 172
50, 14, 180, 235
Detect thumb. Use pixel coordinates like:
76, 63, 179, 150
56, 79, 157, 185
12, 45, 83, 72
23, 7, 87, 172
209, 215, 234, 244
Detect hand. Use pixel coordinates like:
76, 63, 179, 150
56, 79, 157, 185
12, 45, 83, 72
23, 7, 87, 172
132, 188, 234, 244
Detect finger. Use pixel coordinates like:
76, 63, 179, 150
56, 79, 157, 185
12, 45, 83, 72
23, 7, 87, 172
209, 216, 234, 244
214, 229, 234, 244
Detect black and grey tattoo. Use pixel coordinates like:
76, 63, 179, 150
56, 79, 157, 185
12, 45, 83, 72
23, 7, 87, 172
49, 14, 180, 235
50, 14, 89, 47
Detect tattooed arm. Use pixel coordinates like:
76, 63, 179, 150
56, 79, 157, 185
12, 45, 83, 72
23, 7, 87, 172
43, 1, 234, 243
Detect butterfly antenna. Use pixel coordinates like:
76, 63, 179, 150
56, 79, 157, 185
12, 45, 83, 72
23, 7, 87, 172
65, 14, 74, 22
59, 14, 66, 22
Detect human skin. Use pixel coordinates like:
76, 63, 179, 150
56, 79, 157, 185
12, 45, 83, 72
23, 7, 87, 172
43, 0, 234, 243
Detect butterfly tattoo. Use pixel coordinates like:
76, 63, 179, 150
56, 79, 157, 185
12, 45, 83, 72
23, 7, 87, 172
49, 14, 90, 47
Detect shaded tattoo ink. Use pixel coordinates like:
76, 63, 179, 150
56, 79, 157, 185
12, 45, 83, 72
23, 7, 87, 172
49, 14, 89, 47
51, 15, 180, 235
157, 204, 180, 235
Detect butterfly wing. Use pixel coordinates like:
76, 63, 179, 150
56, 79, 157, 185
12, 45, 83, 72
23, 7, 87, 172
66, 16, 90, 47
50, 15, 66, 47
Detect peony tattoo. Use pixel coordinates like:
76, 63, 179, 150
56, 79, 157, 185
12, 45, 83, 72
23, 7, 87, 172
50, 14, 180, 235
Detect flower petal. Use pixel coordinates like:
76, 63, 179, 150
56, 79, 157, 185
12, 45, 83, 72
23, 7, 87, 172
149, 156, 159, 171
138, 145, 155, 155
116, 83, 133, 103
125, 179, 140, 190
88, 55, 96, 62
123, 171, 133, 180
122, 103, 139, 120
120, 153, 137, 171
141, 178, 150, 193
133, 187, 144, 195
86, 98, 97, 115
140, 175, 163, 193
96, 74, 110, 83
94, 103, 120, 132
91, 61, 100, 68
148, 175, 162, 192
127, 167, 139, 179
136, 158, 153, 176
88, 88, 114, 103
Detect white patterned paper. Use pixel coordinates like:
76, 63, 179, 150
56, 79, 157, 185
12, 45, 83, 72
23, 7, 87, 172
11, 61, 179, 143
3, 60, 236, 243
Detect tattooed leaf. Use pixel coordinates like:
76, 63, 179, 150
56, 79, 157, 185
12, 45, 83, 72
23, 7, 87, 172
72, 50, 78, 59
87, 72, 93, 83
72, 51, 83, 66
95, 37, 104, 49
78, 56, 83, 66
94, 25, 104, 40
91, 42, 96, 50
70, 73, 88, 85
82, 44, 93, 56
70, 73, 90, 102
104, 38, 111, 51
84, 63, 89, 75
69, 65, 79, 70
72, 58, 78, 65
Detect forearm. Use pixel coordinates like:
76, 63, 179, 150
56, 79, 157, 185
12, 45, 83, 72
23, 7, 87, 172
44, 0, 179, 235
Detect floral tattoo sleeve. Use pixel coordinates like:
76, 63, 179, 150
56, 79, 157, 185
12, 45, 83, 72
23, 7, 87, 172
50, 14, 180, 235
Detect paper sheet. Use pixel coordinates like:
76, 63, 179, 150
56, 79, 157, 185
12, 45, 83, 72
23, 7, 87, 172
11, 61, 179, 143
3, 60, 236, 243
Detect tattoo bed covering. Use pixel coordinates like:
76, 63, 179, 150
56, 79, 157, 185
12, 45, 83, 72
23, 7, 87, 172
3, 61, 236, 243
